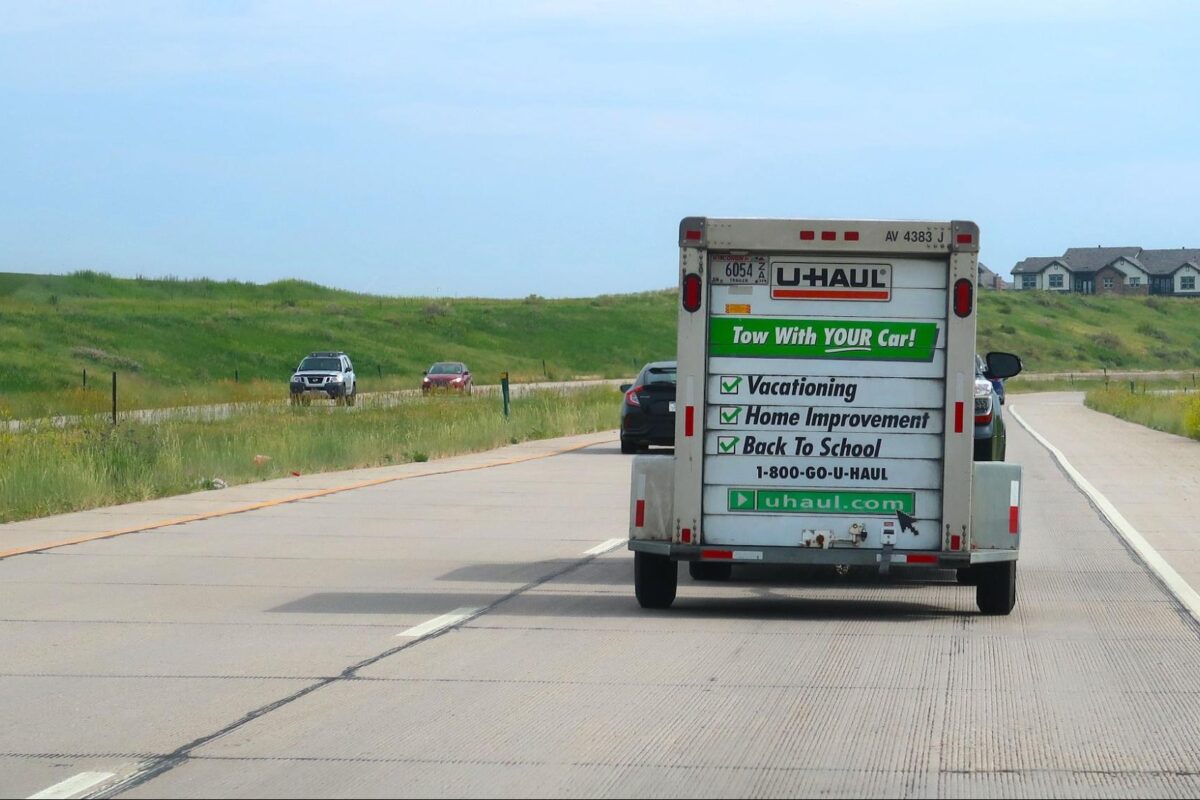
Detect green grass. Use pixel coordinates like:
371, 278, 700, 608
0, 386, 622, 523
977, 291, 1200, 371
4, 271, 1200, 420
0, 271, 674, 414
1084, 386, 1200, 440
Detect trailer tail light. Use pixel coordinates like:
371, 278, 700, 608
702, 549, 733, 560
957, 232, 974, 245
950, 534, 962, 551
800, 230, 815, 241
624, 387, 642, 407
953, 278, 973, 317
682, 273, 702, 312
844, 231, 859, 241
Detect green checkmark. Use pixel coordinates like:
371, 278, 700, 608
720, 376, 742, 394
717, 436, 739, 454
720, 406, 741, 424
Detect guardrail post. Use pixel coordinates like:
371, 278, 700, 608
112, 371, 117, 424
500, 371, 510, 418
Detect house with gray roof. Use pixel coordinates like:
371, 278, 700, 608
1010, 246, 1200, 296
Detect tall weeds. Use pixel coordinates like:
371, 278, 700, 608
0, 387, 620, 523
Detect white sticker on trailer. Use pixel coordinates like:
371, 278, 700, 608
704, 430, 944, 459
705, 373, 945, 408
703, 457, 944, 490
704, 402, 944, 434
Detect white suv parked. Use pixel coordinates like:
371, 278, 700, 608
289, 351, 357, 405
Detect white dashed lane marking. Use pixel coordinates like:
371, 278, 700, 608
582, 538, 626, 556
27, 772, 115, 799
397, 607, 482, 638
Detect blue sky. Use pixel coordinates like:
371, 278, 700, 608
3, 1, 1198, 298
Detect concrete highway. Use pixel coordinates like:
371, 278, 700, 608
3, 393, 1200, 798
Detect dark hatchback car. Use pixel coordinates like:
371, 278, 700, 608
620, 361, 677, 454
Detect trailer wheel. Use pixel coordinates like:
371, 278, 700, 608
634, 552, 677, 609
688, 561, 732, 581
976, 561, 1017, 615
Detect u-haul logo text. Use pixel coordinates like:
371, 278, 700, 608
772, 264, 892, 302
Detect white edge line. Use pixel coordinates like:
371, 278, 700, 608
1010, 404, 1200, 623
397, 607, 481, 638
28, 772, 115, 800
583, 538, 626, 556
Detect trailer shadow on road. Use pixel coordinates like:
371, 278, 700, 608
268, 587, 965, 622
435, 559, 961, 589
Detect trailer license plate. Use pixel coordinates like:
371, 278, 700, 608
669, 401, 676, 412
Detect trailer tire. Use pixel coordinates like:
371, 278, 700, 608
956, 567, 978, 585
634, 552, 677, 609
976, 561, 1017, 615
688, 561, 732, 581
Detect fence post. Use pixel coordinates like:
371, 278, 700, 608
235, 369, 239, 383
377, 364, 382, 379
1129, 380, 1135, 394
500, 371, 511, 418
83, 368, 87, 389
542, 359, 547, 379
112, 371, 117, 424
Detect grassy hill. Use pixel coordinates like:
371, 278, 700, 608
2, 271, 1199, 406
0, 271, 675, 397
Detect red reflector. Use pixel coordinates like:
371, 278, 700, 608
950, 534, 962, 551
682, 273, 702, 312
685, 405, 695, 437
685, 229, 702, 241
953, 278, 973, 318
821, 231, 836, 241
800, 230, 815, 240
681, 528, 692, 543
635, 499, 645, 528
954, 402, 964, 433
702, 549, 733, 560
844, 231, 859, 241
906, 554, 938, 564
956, 233, 973, 244
1009, 506, 1020, 533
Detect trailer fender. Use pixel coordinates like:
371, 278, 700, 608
971, 462, 1021, 553
629, 455, 674, 541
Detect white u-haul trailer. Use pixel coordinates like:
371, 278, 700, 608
629, 218, 1023, 615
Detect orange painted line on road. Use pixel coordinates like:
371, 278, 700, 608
0, 436, 614, 561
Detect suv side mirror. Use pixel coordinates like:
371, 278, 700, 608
985, 352, 1023, 380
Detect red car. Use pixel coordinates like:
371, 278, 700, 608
422, 362, 473, 394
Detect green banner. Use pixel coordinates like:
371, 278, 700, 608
726, 488, 915, 516
710, 318, 939, 361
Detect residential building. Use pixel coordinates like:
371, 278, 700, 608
977, 262, 1009, 290
1010, 246, 1200, 296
